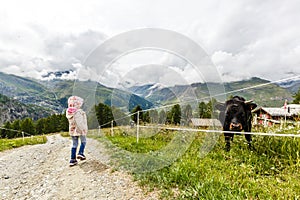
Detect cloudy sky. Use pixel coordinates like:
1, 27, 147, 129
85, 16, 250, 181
0, 0, 299, 87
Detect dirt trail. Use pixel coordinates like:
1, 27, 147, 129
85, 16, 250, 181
0, 134, 158, 200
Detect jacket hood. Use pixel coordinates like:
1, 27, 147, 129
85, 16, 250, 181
68, 96, 84, 109
66, 96, 84, 119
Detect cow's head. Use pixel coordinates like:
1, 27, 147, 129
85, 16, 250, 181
216, 96, 257, 132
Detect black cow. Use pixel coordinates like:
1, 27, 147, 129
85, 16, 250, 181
216, 96, 257, 151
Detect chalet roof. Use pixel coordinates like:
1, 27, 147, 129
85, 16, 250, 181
252, 106, 300, 117
190, 118, 222, 127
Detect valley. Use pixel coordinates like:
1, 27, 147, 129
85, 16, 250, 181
0, 71, 299, 125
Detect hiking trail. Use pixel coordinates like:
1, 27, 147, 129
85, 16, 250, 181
0, 134, 159, 200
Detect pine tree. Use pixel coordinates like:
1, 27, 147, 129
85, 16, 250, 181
142, 111, 150, 123
20, 118, 35, 135
95, 103, 114, 128
198, 99, 218, 119
131, 105, 143, 123
199, 102, 207, 118
292, 88, 300, 104
166, 110, 172, 124
171, 104, 181, 125
59, 114, 69, 132
166, 104, 182, 125
36, 118, 47, 135
11, 120, 21, 133
48, 115, 61, 133
1, 121, 12, 138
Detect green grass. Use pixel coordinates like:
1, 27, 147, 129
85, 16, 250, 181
90, 126, 300, 199
0, 135, 47, 152
60, 131, 69, 137
106, 129, 174, 153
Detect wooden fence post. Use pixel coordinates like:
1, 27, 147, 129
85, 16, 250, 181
137, 111, 140, 143
111, 121, 114, 136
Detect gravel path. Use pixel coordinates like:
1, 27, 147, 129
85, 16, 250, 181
0, 134, 159, 200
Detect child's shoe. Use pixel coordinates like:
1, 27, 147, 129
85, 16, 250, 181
69, 159, 78, 166
77, 154, 86, 160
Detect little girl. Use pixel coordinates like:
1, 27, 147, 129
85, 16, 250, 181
66, 96, 88, 166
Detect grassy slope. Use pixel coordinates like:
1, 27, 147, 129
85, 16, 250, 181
0, 72, 55, 99
224, 78, 292, 107
90, 127, 300, 199
0, 135, 47, 152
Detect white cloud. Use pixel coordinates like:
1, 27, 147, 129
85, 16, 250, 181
0, 0, 299, 85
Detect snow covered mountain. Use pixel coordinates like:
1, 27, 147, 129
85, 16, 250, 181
276, 79, 300, 93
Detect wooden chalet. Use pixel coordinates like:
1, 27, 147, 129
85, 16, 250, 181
252, 104, 300, 127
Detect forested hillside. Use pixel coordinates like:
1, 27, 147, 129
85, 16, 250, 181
0, 93, 54, 125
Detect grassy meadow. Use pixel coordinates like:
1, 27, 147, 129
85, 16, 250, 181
1, 126, 299, 199
0, 135, 47, 152
90, 126, 300, 199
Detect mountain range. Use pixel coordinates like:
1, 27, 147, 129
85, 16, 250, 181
277, 79, 300, 93
129, 77, 297, 107
0, 71, 299, 125
0, 72, 153, 125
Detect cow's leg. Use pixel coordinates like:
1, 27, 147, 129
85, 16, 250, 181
245, 126, 254, 150
225, 136, 231, 151
224, 133, 232, 151
244, 132, 255, 150
245, 134, 251, 147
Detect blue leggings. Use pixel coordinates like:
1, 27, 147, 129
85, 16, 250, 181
71, 135, 86, 159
